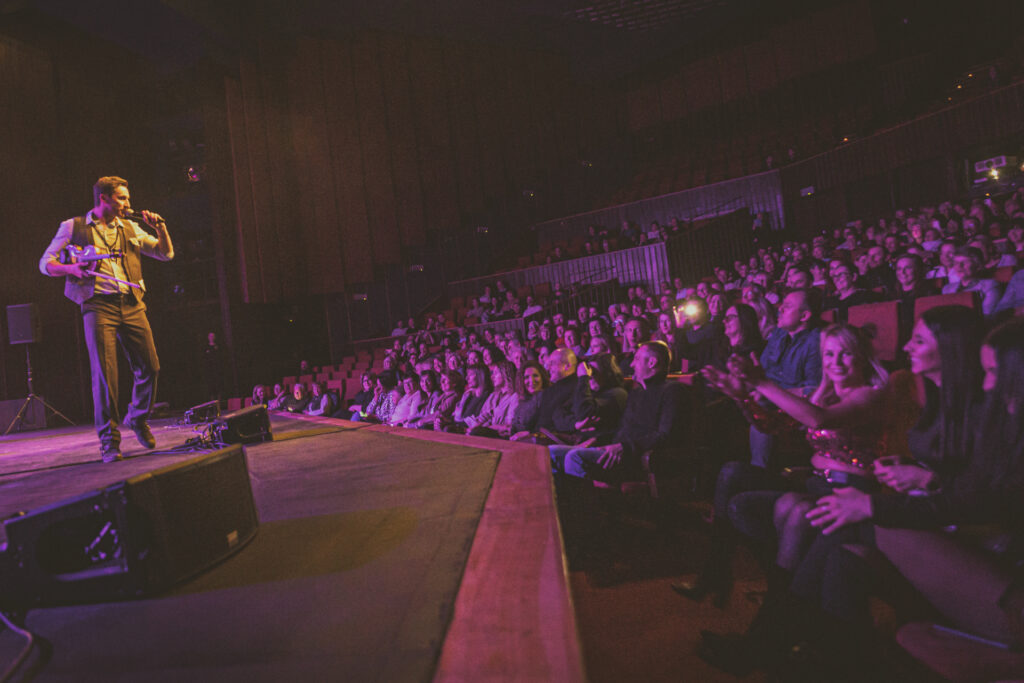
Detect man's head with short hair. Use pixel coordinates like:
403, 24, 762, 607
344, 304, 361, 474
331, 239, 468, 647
633, 341, 671, 382
786, 265, 812, 289
953, 245, 984, 281
867, 245, 887, 269
545, 347, 578, 383
895, 253, 924, 290
623, 317, 649, 351
777, 288, 820, 334
93, 176, 129, 206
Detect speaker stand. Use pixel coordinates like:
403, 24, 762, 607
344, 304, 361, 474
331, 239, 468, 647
4, 346, 74, 435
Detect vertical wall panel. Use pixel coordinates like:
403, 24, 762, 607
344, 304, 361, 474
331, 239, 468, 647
769, 23, 801, 82
258, 40, 303, 300
680, 58, 717, 112
502, 47, 535, 194
744, 38, 779, 94
379, 33, 426, 248
289, 38, 346, 294
659, 73, 686, 122
408, 37, 460, 236
238, 59, 281, 301
527, 50, 559, 195
718, 47, 749, 103
628, 79, 662, 131
225, 77, 262, 302
352, 34, 401, 267
321, 40, 373, 284
470, 47, 505, 207
444, 42, 484, 222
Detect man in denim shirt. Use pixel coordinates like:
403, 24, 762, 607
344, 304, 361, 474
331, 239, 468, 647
750, 288, 823, 467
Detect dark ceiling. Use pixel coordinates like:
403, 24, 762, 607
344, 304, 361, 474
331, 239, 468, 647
6, 0, 775, 80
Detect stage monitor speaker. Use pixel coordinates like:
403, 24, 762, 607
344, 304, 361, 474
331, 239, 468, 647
7, 303, 40, 345
212, 404, 272, 445
184, 399, 220, 425
0, 444, 258, 607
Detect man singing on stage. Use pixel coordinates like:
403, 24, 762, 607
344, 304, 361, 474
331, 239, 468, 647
39, 176, 174, 462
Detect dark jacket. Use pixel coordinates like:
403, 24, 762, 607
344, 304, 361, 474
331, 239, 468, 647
531, 375, 597, 433
614, 374, 691, 463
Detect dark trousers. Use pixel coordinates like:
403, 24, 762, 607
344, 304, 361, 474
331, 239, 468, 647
81, 294, 159, 448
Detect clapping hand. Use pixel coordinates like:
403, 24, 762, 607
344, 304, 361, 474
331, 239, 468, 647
702, 365, 751, 401
726, 352, 766, 385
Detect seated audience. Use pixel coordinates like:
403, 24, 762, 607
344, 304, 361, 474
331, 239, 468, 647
678, 298, 722, 373
464, 360, 520, 437
942, 246, 1003, 315
574, 353, 628, 445
511, 348, 594, 440
390, 371, 424, 426
363, 371, 402, 424
444, 364, 492, 431
827, 260, 878, 320
400, 370, 441, 427
251, 384, 268, 406
283, 383, 310, 414
346, 372, 376, 420
410, 369, 463, 429
550, 341, 689, 482
304, 381, 336, 416
995, 268, 1024, 315
510, 360, 550, 434
267, 382, 288, 410
618, 316, 650, 376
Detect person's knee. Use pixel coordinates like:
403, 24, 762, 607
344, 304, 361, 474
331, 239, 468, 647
564, 448, 594, 478
774, 492, 805, 527
780, 500, 814, 538
774, 492, 796, 524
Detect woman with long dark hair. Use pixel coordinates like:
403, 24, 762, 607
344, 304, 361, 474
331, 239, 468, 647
712, 302, 764, 368
873, 305, 985, 493
510, 361, 550, 438
465, 360, 520, 438
409, 370, 464, 430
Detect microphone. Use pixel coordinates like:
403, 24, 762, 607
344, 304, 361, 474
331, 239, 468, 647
122, 211, 165, 226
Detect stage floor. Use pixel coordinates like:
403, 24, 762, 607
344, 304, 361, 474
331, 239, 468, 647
0, 415, 582, 682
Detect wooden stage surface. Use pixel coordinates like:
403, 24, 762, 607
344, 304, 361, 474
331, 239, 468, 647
0, 413, 584, 682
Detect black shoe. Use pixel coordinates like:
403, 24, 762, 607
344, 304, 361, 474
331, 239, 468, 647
672, 578, 710, 601
672, 576, 730, 608
100, 445, 123, 463
128, 421, 156, 449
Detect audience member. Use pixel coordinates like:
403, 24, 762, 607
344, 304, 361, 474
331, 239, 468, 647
283, 383, 310, 414
942, 246, 1003, 315
267, 382, 288, 410
390, 372, 424, 426
465, 360, 520, 437
551, 341, 689, 481
251, 384, 268, 406
445, 364, 491, 431
346, 372, 376, 420
304, 381, 336, 416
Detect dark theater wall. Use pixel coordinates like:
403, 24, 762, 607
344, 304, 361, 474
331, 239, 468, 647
623, 2, 876, 133
222, 31, 623, 304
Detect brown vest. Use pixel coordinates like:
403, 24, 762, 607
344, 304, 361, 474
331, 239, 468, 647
64, 216, 146, 304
